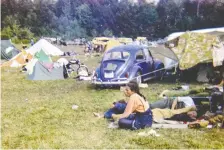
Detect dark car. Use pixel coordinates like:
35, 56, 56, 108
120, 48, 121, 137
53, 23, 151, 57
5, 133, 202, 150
92, 45, 165, 86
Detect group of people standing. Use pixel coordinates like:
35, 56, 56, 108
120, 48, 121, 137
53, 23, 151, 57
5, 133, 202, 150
104, 81, 197, 130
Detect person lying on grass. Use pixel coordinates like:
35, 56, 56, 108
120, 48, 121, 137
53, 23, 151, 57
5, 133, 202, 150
151, 106, 197, 123
150, 96, 195, 110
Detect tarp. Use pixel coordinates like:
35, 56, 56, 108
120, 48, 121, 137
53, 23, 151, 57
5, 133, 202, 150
27, 61, 65, 80
136, 37, 147, 41
166, 27, 224, 42
149, 44, 178, 69
1, 52, 33, 67
118, 38, 133, 44
1, 40, 20, 60
213, 42, 224, 67
104, 39, 122, 52
167, 32, 223, 70
26, 39, 63, 56
34, 49, 52, 62
92, 37, 110, 46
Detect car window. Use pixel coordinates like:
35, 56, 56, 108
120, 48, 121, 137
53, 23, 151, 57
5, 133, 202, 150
135, 50, 145, 60
104, 63, 117, 71
103, 51, 130, 60
122, 52, 130, 59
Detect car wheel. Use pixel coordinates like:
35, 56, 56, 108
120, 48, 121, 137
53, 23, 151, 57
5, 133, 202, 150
136, 71, 142, 84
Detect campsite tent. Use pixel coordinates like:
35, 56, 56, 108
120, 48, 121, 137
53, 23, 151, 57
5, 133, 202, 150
1, 52, 33, 67
25, 49, 52, 75
165, 27, 224, 70
27, 61, 66, 80
26, 49, 68, 80
1, 40, 20, 60
169, 32, 219, 70
26, 39, 63, 56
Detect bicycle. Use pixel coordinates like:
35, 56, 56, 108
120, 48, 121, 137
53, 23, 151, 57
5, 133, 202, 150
66, 59, 89, 78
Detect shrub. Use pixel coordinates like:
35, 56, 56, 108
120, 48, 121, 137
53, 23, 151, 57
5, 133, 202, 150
1, 34, 9, 40
21, 39, 30, 44
11, 37, 20, 44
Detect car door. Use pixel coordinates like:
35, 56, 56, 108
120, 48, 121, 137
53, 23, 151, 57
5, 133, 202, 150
135, 49, 151, 81
143, 48, 154, 70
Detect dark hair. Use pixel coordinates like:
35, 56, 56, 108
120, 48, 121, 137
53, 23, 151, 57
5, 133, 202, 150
126, 81, 146, 100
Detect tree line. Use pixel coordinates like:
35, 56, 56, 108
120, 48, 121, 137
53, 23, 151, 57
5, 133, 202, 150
1, 0, 224, 43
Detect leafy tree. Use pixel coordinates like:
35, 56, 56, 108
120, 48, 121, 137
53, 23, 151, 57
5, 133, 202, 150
1, 0, 224, 40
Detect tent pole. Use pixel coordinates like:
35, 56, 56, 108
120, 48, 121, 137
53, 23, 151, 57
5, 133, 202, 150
222, 60, 224, 113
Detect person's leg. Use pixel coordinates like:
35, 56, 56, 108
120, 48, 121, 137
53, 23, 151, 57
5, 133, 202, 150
104, 108, 115, 119
150, 98, 172, 109
152, 107, 194, 120
118, 118, 134, 129
114, 102, 127, 113
170, 107, 194, 117
104, 102, 127, 119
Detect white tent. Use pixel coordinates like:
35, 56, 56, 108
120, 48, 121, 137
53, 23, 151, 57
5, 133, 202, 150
26, 39, 63, 56
166, 27, 224, 41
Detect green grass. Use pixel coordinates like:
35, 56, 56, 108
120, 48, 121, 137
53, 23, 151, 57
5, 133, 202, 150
1, 46, 224, 149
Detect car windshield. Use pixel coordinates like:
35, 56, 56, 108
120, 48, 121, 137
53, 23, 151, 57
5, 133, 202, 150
103, 51, 130, 61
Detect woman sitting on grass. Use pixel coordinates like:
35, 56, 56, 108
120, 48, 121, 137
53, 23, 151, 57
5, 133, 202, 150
111, 81, 153, 130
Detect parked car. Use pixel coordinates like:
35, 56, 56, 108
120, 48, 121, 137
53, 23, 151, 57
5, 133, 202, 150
92, 45, 165, 86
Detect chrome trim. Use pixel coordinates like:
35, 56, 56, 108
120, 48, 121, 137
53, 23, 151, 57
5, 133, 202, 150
92, 80, 129, 85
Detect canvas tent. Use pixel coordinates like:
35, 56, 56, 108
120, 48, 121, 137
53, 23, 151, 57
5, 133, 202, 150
27, 61, 66, 80
26, 39, 63, 56
166, 27, 224, 42
25, 49, 52, 75
165, 27, 224, 70
1, 52, 33, 67
1, 40, 20, 60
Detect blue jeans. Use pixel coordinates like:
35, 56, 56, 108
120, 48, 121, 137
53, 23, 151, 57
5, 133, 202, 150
104, 102, 127, 119
118, 108, 153, 130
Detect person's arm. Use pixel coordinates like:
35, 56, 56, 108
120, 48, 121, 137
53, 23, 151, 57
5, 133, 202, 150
171, 106, 196, 116
112, 97, 135, 120
171, 98, 178, 110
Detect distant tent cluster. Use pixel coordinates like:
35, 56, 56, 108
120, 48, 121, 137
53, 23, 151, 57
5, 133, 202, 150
1, 39, 67, 80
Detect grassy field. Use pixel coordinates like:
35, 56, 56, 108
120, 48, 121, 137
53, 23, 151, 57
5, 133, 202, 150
1, 45, 224, 149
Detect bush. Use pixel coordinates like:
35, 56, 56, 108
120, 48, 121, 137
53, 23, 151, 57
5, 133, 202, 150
11, 37, 20, 44
21, 39, 30, 44
103, 29, 113, 37
1, 34, 9, 40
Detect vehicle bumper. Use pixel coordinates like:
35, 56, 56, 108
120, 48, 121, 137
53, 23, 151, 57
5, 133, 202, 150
92, 79, 129, 85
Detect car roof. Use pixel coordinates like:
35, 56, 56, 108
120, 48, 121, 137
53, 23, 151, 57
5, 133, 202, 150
107, 44, 146, 54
